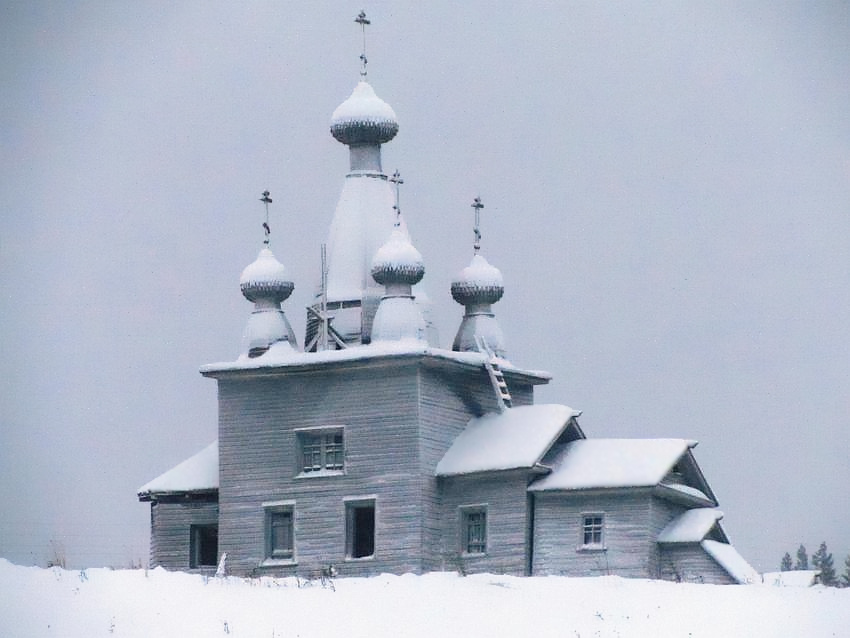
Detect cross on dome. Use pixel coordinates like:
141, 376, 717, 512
355, 11, 370, 78
471, 196, 484, 254
389, 169, 404, 227
259, 190, 272, 245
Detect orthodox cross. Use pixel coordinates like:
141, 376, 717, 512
355, 11, 370, 77
260, 190, 273, 245
389, 169, 404, 227
471, 196, 484, 254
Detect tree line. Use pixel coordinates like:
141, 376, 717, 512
780, 542, 849, 587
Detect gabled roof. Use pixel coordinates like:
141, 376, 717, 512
137, 441, 218, 498
657, 508, 726, 543
435, 404, 581, 477
528, 438, 697, 492
701, 540, 760, 584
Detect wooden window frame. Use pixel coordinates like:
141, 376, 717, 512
580, 513, 605, 549
263, 502, 296, 564
460, 505, 488, 556
295, 426, 345, 476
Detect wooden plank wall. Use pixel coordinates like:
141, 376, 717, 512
149, 499, 219, 571
531, 489, 661, 578
217, 360, 427, 578
438, 471, 532, 576
659, 544, 736, 584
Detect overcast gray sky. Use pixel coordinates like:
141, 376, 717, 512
1, 2, 848, 572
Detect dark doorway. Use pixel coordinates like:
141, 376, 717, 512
190, 525, 218, 568
347, 502, 375, 559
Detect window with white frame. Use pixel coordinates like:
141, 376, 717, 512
265, 506, 295, 561
461, 507, 487, 555
581, 513, 604, 548
297, 428, 344, 474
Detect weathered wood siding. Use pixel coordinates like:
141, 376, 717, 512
438, 471, 531, 575
659, 544, 736, 584
149, 497, 218, 571
218, 359, 430, 577
418, 366, 483, 571
531, 489, 660, 578
647, 497, 688, 578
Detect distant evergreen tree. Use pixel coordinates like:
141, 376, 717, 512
795, 544, 808, 570
813, 542, 836, 586
842, 555, 850, 588
780, 552, 793, 571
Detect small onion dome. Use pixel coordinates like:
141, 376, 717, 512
371, 228, 425, 287
331, 81, 399, 146
239, 248, 294, 303
451, 254, 504, 306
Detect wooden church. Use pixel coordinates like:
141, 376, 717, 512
138, 16, 757, 585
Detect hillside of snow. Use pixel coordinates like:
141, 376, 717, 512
1, 559, 847, 637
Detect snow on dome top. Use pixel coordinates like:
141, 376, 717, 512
451, 253, 504, 306
239, 247, 294, 303
371, 228, 425, 286
331, 81, 399, 146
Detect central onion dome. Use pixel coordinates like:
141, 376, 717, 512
370, 228, 425, 286
330, 81, 399, 146
451, 254, 504, 306
240, 248, 294, 303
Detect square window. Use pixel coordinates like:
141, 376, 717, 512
345, 500, 375, 559
266, 507, 294, 560
190, 524, 218, 568
582, 514, 604, 547
462, 507, 487, 555
298, 429, 344, 474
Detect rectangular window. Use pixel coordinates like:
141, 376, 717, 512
190, 524, 218, 568
582, 514, 604, 547
298, 428, 344, 474
462, 507, 487, 555
266, 507, 294, 561
345, 499, 375, 559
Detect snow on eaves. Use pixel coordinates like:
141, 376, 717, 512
701, 539, 760, 584
528, 438, 697, 491
137, 441, 218, 496
435, 404, 580, 476
200, 341, 550, 380
657, 508, 724, 543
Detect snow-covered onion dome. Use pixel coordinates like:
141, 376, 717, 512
239, 248, 297, 358
450, 254, 504, 307
369, 228, 427, 343
451, 253, 507, 359
331, 81, 399, 147
371, 228, 425, 287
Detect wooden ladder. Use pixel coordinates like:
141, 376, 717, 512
476, 336, 512, 411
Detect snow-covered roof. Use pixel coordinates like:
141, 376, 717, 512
435, 404, 580, 476
325, 169, 405, 302
528, 438, 697, 492
137, 441, 218, 497
761, 570, 820, 587
701, 540, 760, 584
658, 508, 724, 543
200, 340, 551, 381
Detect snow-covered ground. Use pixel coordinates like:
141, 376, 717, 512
1, 559, 847, 637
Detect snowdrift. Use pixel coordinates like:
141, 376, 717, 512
1, 559, 847, 637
